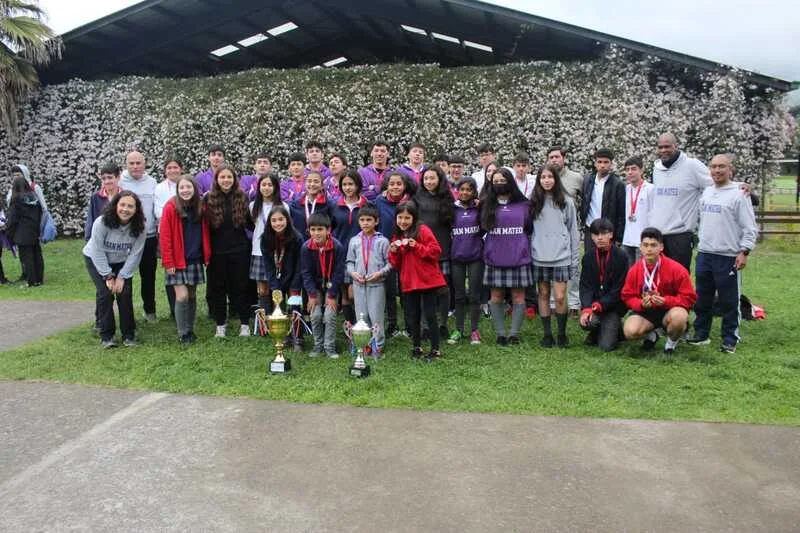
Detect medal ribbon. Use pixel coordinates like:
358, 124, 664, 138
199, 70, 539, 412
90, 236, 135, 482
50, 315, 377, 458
629, 181, 643, 218
361, 234, 374, 274
304, 195, 318, 224
319, 244, 334, 288
273, 238, 285, 279
641, 258, 660, 293
595, 248, 612, 288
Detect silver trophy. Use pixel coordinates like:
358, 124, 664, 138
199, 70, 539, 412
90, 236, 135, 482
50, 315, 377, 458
349, 314, 372, 378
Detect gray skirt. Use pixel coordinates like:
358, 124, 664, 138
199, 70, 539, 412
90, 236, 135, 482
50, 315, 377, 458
249, 254, 268, 281
531, 264, 571, 283
482, 264, 533, 288
164, 262, 206, 286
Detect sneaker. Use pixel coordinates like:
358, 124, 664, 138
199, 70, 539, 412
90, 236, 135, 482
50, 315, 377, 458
187, 331, 197, 343
663, 337, 679, 355
540, 335, 554, 348
470, 330, 482, 345
508, 335, 520, 345
556, 334, 569, 347
411, 346, 424, 359
122, 338, 138, 347
496, 335, 508, 346
386, 326, 398, 337
309, 350, 322, 358
239, 324, 250, 337
481, 304, 490, 318
526, 306, 536, 319
448, 309, 455, 318
720, 343, 737, 354
327, 352, 340, 359
642, 331, 659, 351
424, 349, 441, 362
447, 330, 462, 345
101, 339, 117, 349
215, 325, 227, 338
687, 336, 711, 346
394, 329, 410, 338
144, 313, 157, 323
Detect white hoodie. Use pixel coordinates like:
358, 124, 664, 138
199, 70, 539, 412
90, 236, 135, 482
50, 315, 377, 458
649, 152, 712, 235
6, 164, 47, 210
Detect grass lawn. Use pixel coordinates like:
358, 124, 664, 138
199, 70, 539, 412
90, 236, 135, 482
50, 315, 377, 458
0, 238, 799, 425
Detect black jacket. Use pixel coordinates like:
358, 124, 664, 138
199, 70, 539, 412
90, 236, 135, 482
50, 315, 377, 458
6, 194, 42, 246
580, 173, 626, 244
261, 228, 304, 294
579, 245, 628, 314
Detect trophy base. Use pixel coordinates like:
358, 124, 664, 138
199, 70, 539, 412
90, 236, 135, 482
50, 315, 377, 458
270, 358, 292, 374
349, 364, 371, 378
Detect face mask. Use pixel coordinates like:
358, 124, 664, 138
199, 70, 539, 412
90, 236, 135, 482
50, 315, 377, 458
493, 183, 511, 195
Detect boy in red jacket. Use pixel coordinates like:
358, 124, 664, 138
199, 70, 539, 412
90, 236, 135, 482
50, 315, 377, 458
622, 227, 697, 354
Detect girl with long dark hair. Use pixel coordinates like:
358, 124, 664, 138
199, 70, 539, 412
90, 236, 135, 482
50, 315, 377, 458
250, 173, 289, 312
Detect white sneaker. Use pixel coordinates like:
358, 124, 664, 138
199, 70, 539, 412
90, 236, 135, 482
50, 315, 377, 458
215, 325, 226, 338
239, 324, 250, 337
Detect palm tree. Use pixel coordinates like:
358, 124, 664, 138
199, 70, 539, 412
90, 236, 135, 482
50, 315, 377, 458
0, 0, 62, 139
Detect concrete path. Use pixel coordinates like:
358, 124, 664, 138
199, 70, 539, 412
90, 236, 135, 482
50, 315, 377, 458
0, 300, 94, 351
1, 381, 798, 532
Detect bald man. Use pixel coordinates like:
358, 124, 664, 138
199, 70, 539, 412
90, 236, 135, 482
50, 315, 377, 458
688, 154, 757, 354
648, 133, 713, 271
119, 150, 159, 322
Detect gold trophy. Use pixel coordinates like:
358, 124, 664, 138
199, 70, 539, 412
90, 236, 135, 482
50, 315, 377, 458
267, 290, 292, 374
349, 314, 372, 378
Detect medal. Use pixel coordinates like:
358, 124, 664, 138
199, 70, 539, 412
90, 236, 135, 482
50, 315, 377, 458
326, 281, 333, 289
628, 215, 637, 222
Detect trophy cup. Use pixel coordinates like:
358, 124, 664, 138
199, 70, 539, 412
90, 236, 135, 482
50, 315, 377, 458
349, 314, 372, 378
267, 290, 292, 374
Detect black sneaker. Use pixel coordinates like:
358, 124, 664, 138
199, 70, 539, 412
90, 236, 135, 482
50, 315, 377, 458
642, 331, 659, 351
496, 336, 508, 346
556, 334, 569, 347
424, 349, 441, 362
411, 347, 424, 359
508, 336, 520, 345
687, 336, 711, 346
540, 335, 554, 348
720, 343, 736, 354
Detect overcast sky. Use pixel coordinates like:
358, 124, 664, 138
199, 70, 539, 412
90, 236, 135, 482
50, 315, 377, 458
40, 0, 799, 98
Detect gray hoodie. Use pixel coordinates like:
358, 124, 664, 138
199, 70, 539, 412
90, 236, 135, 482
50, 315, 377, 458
530, 195, 580, 269
82, 217, 146, 278
649, 152, 712, 235
345, 231, 392, 285
119, 170, 158, 237
698, 182, 758, 256
7, 164, 47, 210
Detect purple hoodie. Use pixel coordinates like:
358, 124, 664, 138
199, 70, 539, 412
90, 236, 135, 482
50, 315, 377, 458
280, 177, 306, 203
483, 200, 531, 268
358, 165, 394, 201
305, 164, 332, 180
397, 163, 426, 185
323, 175, 342, 203
239, 174, 260, 200
451, 201, 482, 262
195, 169, 214, 195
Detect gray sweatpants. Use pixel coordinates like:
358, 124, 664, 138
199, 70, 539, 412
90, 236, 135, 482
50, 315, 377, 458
352, 282, 386, 348
311, 304, 337, 353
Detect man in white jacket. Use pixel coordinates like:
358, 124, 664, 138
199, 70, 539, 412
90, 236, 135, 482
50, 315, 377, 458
119, 150, 159, 323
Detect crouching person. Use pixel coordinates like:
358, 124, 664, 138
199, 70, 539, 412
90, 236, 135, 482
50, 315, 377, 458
621, 227, 697, 355
579, 218, 628, 351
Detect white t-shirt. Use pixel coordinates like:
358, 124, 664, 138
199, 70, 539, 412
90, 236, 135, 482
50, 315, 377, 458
250, 200, 290, 256
586, 174, 609, 227
622, 181, 653, 247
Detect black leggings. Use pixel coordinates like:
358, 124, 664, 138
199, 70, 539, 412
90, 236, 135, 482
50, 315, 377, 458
138, 236, 158, 314
451, 260, 483, 333
18, 243, 44, 285
404, 288, 440, 350
207, 252, 251, 325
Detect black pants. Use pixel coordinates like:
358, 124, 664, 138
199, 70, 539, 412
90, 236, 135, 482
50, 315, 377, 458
451, 260, 484, 333
207, 252, 251, 325
18, 242, 44, 285
663, 232, 694, 273
581, 311, 622, 352
85, 256, 135, 342
404, 288, 440, 350
138, 236, 158, 314
384, 269, 399, 331
0, 245, 6, 281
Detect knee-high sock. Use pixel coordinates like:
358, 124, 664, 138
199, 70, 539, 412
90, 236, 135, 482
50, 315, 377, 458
510, 303, 525, 337
555, 313, 568, 337
490, 302, 506, 336
187, 297, 197, 333
175, 300, 188, 337
540, 315, 552, 337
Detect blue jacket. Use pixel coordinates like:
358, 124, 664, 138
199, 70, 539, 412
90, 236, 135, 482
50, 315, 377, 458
290, 194, 335, 237
331, 196, 370, 247
261, 228, 304, 294
300, 237, 346, 300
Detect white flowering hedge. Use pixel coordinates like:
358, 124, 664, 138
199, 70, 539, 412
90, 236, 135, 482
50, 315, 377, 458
0, 50, 794, 234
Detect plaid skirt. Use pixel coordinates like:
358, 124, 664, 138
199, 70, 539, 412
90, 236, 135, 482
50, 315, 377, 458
164, 262, 206, 286
483, 264, 533, 288
439, 259, 451, 276
249, 254, 268, 281
532, 264, 571, 283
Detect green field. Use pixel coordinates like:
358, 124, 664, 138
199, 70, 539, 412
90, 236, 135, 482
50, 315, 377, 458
0, 239, 798, 425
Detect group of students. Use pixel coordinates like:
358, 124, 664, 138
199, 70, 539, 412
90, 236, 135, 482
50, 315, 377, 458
78, 136, 757, 358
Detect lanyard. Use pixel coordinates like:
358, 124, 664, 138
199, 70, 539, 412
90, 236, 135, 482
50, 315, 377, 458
361, 234, 374, 273
629, 182, 644, 217
292, 178, 304, 195
595, 248, 612, 289
516, 176, 529, 197
642, 258, 660, 292
304, 196, 317, 223
274, 240, 285, 280
319, 246, 334, 285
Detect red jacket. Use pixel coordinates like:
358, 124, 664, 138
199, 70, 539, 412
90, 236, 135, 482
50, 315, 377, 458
621, 254, 696, 312
389, 223, 447, 293
159, 197, 211, 270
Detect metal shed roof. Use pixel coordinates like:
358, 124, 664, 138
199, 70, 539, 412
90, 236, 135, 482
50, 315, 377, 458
41, 0, 794, 92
